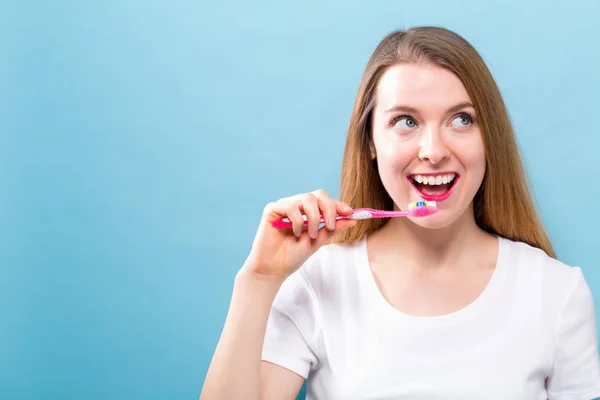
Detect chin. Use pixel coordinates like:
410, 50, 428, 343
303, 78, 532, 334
408, 213, 456, 230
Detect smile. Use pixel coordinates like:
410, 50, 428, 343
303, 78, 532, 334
407, 172, 459, 202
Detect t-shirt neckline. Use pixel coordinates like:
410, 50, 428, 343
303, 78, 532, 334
355, 234, 508, 327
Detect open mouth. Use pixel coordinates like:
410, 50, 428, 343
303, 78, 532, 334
408, 172, 459, 201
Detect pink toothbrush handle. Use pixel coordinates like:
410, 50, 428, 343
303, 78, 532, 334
271, 214, 348, 229
271, 203, 436, 228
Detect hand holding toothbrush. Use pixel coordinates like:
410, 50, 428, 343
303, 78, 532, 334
241, 189, 357, 283
240, 189, 437, 284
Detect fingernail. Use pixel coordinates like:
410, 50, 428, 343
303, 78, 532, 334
328, 217, 335, 229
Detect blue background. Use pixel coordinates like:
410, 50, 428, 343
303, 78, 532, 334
2, 1, 599, 399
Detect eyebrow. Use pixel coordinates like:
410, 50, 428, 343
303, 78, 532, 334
384, 102, 475, 114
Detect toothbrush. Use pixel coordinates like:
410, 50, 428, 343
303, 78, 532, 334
271, 201, 438, 229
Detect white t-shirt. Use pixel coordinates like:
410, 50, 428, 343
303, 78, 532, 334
261, 235, 600, 399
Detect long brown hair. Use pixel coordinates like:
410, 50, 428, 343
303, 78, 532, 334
332, 26, 555, 258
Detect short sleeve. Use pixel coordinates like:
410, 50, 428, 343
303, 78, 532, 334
261, 270, 321, 379
547, 267, 600, 399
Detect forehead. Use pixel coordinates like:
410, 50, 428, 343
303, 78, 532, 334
375, 63, 472, 112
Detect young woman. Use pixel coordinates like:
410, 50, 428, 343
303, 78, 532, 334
200, 26, 600, 399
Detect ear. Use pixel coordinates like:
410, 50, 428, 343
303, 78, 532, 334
369, 141, 376, 160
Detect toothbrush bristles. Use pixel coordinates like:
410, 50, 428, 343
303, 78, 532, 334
408, 200, 438, 217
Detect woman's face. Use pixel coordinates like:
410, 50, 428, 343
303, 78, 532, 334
371, 63, 486, 229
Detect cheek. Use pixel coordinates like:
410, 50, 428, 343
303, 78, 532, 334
373, 132, 415, 170
374, 145, 416, 203
457, 137, 486, 181
376, 145, 414, 175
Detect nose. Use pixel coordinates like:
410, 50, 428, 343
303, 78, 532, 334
418, 126, 449, 164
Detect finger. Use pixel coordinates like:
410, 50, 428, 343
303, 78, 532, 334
336, 200, 354, 216
313, 218, 357, 248
286, 199, 306, 237
262, 197, 304, 232
302, 193, 321, 239
262, 195, 301, 219
313, 191, 337, 231
301, 193, 321, 239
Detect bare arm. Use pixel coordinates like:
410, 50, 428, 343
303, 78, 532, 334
200, 191, 355, 399
260, 360, 304, 399
200, 270, 304, 400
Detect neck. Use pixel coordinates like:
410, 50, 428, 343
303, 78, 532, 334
371, 204, 492, 270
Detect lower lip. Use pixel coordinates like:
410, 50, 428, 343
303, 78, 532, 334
407, 176, 460, 202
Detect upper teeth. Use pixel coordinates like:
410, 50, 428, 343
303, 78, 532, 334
412, 173, 456, 185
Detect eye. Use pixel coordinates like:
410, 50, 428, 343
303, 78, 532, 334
391, 115, 418, 129
450, 113, 474, 128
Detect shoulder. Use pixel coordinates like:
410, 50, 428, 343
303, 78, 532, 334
504, 238, 600, 395
499, 236, 592, 313
274, 239, 365, 310
299, 239, 367, 295
299, 239, 363, 281
501, 236, 585, 285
